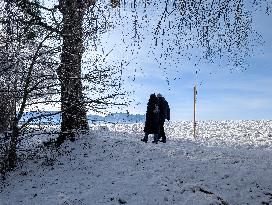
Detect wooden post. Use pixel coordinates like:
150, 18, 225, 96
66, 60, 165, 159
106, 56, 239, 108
193, 85, 197, 138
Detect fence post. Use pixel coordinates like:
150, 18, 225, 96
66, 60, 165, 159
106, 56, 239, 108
193, 85, 197, 138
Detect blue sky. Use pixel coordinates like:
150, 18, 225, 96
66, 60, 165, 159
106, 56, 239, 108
42, 0, 272, 121
86, 1, 272, 121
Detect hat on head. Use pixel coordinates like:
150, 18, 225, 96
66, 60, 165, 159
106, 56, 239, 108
157, 93, 162, 97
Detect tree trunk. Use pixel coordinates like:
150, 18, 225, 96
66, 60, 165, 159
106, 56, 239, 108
6, 123, 20, 170
57, 0, 89, 145
0, 94, 12, 133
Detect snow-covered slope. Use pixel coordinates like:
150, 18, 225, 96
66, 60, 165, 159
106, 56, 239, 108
1, 121, 272, 205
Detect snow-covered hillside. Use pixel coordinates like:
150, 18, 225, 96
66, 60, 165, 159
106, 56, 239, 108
1, 121, 272, 205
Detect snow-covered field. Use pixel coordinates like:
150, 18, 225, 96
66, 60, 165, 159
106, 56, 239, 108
1, 121, 272, 205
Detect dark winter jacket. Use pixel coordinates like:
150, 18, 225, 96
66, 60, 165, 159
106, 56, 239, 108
144, 94, 160, 134
158, 96, 170, 123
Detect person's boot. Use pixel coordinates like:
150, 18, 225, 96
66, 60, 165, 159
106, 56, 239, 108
159, 132, 166, 143
152, 134, 159, 144
141, 133, 148, 143
159, 139, 166, 143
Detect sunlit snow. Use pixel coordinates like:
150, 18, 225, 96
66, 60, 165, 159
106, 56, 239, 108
1, 120, 272, 205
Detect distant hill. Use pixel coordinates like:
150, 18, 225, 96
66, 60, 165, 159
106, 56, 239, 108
20, 112, 145, 125
104, 113, 145, 123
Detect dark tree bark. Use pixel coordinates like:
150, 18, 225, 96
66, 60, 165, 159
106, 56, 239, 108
6, 123, 20, 169
57, 0, 91, 145
0, 94, 12, 133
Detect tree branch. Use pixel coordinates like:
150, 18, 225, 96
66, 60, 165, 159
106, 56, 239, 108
20, 111, 62, 130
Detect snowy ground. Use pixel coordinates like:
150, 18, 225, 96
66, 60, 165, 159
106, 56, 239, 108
1, 121, 272, 205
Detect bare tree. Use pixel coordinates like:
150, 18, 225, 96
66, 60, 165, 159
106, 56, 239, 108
153, 0, 269, 69
0, 1, 60, 170
56, 0, 94, 144
12, 0, 124, 145
0, 0, 126, 171
102, 0, 270, 75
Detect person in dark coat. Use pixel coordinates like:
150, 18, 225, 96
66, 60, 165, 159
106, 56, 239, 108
141, 93, 160, 143
157, 93, 170, 143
